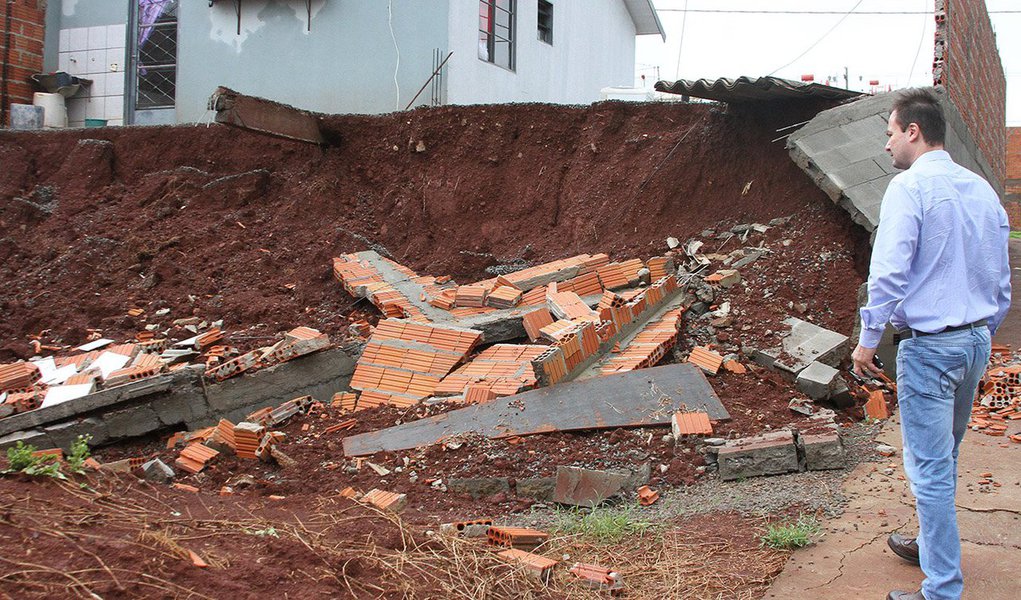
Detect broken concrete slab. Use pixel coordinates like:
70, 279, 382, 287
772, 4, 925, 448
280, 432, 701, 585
796, 361, 841, 400
343, 363, 728, 456
209, 87, 325, 145
141, 458, 175, 483
516, 477, 556, 501
754, 317, 848, 375
717, 429, 800, 481
553, 465, 650, 507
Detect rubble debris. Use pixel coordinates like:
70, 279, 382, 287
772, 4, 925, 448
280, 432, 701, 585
687, 346, 724, 375
717, 429, 800, 481
208, 87, 326, 145
570, 563, 623, 595
175, 443, 219, 474
796, 361, 841, 401
754, 317, 848, 375
553, 465, 648, 508
439, 518, 494, 537
864, 390, 890, 420
636, 485, 660, 506
360, 488, 408, 513
343, 363, 728, 456
487, 526, 549, 549
671, 411, 713, 439
141, 458, 176, 483
497, 548, 557, 584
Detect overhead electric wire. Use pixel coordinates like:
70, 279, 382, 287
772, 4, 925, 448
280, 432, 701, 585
768, 0, 866, 76
657, 9, 1021, 15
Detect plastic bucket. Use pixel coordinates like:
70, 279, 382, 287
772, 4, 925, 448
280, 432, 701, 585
84, 118, 108, 128
32, 92, 68, 128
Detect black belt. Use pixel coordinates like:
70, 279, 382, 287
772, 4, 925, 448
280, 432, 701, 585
894, 320, 988, 343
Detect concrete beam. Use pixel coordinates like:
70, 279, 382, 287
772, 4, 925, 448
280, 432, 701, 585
209, 87, 325, 145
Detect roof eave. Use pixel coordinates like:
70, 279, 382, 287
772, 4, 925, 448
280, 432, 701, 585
623, 0, 666, 41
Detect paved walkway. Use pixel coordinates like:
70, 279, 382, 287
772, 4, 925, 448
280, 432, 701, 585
763, 238, 1021, 600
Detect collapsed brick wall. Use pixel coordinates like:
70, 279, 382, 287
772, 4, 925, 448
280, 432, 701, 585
0, 0, 46, 126
933, 0, 1007, 188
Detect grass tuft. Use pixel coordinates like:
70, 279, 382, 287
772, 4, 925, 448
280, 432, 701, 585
550, 504, 657, 543
760, 516, 821, 550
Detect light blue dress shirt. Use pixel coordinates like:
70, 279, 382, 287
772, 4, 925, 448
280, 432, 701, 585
859, 149, 1011, 348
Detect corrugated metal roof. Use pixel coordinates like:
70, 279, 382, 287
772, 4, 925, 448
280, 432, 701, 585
654, 76, 864, 104
623, 0, 666, 40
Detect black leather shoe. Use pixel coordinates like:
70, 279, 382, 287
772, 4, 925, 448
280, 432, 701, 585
887, 590, 924, 600
887, 533, 920, 565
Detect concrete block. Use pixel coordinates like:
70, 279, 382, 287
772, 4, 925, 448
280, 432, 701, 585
553, 465, 647, 507
210, 86, 325, 145
446, 477, 511, 499
141, 458, 176, 483
761, 318, 849, 375
0, 429, 53, 450
153, 379, 208, 428
796, 361, 840, 400
717, 429, 800, 481
800, 431, 846, 471
10, 104, 44, 130
829, 158, 887, 189
103, 404, 161, 439
516, 477, 556, 501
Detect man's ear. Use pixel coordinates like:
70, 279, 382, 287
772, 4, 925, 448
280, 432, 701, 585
906, 123, 921, 142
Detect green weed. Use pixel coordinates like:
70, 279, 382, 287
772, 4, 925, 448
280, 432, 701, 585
760, 516, 821, 550
550, 504, 657, 543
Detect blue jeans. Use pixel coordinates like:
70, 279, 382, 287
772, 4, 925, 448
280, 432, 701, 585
896, 326, 991, 600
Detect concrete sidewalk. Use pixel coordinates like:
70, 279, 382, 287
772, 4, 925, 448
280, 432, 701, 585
763, 406, 1021, 599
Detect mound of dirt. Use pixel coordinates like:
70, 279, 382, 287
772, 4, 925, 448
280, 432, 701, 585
0, 100, 865, 360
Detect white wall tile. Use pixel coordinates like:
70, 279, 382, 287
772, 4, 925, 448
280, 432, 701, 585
88, 75, 106, 97
107, 119, 123, 127
85, 98, 105, 119
106, 24, 127, 48
68, 27, 88, 52
87, 26, 107, 50
67, 98, 87, 122
69, 121, 85, 129
105, 72, 125, 96
105, 48, 125, 73
59, 29, 70, 51
86, 50, 105, 74
104, 96, 124, 120
58, 52, 71, 73
66, 52, 86, 75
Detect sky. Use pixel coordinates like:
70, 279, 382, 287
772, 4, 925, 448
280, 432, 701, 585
635, 0, 1020, 125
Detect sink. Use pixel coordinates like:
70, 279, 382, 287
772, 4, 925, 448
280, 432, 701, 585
31, 72, 92, 98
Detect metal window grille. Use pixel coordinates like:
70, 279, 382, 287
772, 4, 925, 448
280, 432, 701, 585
537, 0, 553, 44
136, 0, 178, 110
478, 0, 515, 71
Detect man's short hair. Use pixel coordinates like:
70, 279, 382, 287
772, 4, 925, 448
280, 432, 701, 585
891, 88, 946, 146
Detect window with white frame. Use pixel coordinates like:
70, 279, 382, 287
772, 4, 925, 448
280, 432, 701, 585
478, 0, 515, 70
537, 0, 553, 44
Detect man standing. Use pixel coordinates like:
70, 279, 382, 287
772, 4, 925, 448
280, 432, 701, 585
851, 88, 1011, 600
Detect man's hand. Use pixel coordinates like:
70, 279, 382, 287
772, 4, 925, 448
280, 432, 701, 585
851, 343, 884, 378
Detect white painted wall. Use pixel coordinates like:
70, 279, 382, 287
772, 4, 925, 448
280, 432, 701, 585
446, 0, 637, 105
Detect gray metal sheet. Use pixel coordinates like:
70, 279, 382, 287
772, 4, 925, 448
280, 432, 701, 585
654, 76, 863, 104
343, 362, 728, 456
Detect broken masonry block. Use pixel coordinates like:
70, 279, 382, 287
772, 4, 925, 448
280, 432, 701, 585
754, 317, 849, 375
487, 526, 550, 549
174, 443, 219, 474
269, 395, 313, 426
439, 518, 494, 538
553, 465, 648, 508
234, 422, 265, 459
204, 350, 260, 381
141, 458, 176, 483
799, 430, 846, 471
636, 485, 660, 506
209, 86, 325, 144
671, 411, 713, 439
796, 361, 841, 401
361, 488, 408, 513
687, 346, 724, 375
497, 549, 557, 584
864, 389, 889, 420
570, 563, 624, 594
717, 429, 800, 481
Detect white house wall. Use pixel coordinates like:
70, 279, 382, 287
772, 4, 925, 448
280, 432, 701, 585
446, 0, 637, 105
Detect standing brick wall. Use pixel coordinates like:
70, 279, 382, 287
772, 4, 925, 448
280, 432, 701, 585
1007, 128, 1021, 226
933, 0, 1007, 189
0, 0, 47, 126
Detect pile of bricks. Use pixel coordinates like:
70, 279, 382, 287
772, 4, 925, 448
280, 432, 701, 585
974, 353, 1021, 441
205, 326, 331, 382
